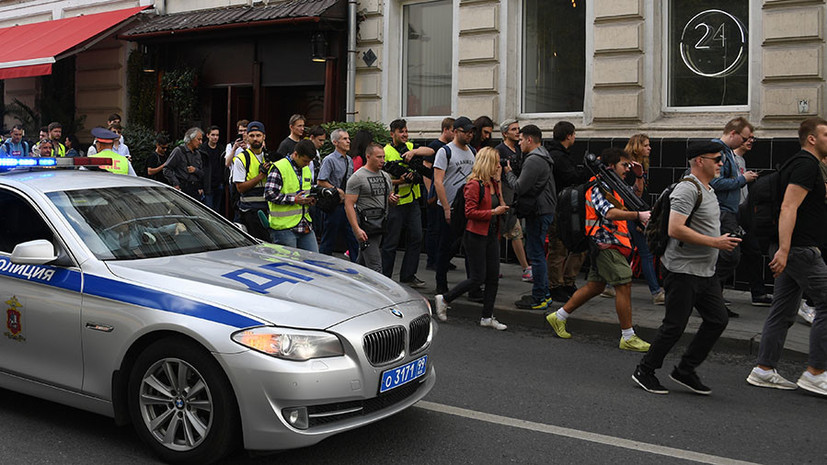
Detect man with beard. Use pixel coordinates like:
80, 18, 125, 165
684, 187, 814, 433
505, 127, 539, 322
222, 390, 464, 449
231, 121, 272, 241
163, 127, 205, 200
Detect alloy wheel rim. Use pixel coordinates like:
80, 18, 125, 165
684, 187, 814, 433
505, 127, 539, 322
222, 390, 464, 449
139, 357, 213, 451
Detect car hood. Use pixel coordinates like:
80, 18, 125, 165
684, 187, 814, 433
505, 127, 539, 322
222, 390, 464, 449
104, 243, 418, 329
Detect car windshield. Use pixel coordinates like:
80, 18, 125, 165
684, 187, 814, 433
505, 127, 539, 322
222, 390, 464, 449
47, 186, 255, 260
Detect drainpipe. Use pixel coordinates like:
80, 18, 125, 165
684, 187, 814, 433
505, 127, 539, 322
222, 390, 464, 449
346, 0, 357, 122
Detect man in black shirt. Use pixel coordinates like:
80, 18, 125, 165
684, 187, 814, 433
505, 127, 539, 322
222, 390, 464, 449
275, 114, 306, 161
495, 118, 531, 282
747, 117, 827, 397
146, 134, 170, 184
200, 125, 226, 214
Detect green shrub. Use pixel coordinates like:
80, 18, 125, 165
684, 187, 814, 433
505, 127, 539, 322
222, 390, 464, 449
319, 121, 391, 157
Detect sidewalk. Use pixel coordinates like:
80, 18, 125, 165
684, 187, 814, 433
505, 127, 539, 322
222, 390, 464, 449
388, 250, 811, 359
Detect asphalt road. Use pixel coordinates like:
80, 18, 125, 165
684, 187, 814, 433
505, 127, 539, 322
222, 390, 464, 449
0, 318, 824, 464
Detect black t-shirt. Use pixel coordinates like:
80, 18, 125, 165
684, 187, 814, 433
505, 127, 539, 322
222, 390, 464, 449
495, 142, 521, 177
275, 137, 297, 161
780, 150, 827, 247
146, 152, 168, 184
200, 143, 225, 189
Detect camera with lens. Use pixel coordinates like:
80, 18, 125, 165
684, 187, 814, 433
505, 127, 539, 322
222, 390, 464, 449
307, 185, 337, 199
383, 160, 423, 184
262, 149, 281, 164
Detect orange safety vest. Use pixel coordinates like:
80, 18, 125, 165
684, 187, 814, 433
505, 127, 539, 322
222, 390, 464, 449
584, 177, 632, 250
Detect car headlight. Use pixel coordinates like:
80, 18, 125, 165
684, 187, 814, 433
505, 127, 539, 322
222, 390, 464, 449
231, 327, 344, 361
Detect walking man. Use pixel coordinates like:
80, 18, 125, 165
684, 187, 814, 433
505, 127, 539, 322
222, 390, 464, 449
633, 141, 740, 395
711, 117, 758, 317
503, 124, 555, 310
345, 143, 399, 272
746, 118, 827, 396
545, 148, 651, 351
318, 128, 359, 261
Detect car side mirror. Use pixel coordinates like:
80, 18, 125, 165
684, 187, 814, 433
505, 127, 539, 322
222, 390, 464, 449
10, 239, 58, 265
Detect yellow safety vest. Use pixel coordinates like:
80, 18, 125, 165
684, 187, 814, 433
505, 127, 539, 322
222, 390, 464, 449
52, 140, 66, 157
91, 149, 130, 175
384, 142, 420, 205
234, 149, 267, 208
269, 158, 313, 230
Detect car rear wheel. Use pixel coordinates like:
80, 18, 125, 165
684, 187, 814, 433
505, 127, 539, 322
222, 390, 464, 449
128, 338, 240, 464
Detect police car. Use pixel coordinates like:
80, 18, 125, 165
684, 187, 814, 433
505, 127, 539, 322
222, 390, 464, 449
0, 157, 435, 463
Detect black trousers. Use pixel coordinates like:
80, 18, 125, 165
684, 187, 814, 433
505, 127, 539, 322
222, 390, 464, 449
640, 269, 729, 375
443, 231, 500, 318
240, 208, 271, 242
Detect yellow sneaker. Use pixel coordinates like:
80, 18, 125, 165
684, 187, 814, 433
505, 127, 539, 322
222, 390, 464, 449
545, 312, 571, 339
620, 335, 650, 352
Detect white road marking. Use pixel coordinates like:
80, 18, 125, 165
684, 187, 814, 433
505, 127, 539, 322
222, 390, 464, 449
415, 401, 761, 465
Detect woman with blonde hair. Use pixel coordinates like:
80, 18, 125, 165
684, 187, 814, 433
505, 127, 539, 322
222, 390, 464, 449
435, 147, 510, 330
624, 133, 665, 305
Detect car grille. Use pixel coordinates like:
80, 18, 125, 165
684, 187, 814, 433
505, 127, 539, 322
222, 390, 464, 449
304, 380, 425, 428
409, 314, 431, 354
363, 326, 406, 365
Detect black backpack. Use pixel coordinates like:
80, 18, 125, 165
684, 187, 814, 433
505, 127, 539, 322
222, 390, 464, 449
450, 179, 484, 238
742, 153, 812, 248
555, 180, 598, 253
644, 177, 703, 256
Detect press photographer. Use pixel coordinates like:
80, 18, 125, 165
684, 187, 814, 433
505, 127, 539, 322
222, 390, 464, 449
230, 121, 272, 242
317, 129, 358, 261
264, 139, 319, 252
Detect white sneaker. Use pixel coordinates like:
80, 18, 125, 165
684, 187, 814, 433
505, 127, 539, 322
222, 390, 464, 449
652, 289, 665, 305
480, 317, 507, 331
797, 372, 827, 396
798, 302, 815, 325
746, 367, 797, 390
435, 295, 448, 322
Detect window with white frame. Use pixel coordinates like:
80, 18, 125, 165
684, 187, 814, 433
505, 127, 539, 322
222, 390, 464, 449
402, 0, 452, 117
667, 0, 749, 107
522, 0, 585, 113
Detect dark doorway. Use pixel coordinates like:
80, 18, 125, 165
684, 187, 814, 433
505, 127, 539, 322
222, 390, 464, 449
260, 86, 325, 143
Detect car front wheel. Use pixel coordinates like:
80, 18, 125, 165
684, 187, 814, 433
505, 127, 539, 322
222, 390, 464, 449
128, 338, 240, 464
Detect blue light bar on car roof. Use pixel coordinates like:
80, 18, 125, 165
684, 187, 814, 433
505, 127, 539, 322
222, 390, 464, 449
0, 157, 110, 172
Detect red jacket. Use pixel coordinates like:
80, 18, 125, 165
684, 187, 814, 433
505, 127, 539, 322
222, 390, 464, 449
464, 179, 502, 236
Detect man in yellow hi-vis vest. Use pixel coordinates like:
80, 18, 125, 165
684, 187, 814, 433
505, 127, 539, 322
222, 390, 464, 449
264, 139, 318, 252
48, 122, 66, 157
89, 127, 136, 176
381, 118, 434, 288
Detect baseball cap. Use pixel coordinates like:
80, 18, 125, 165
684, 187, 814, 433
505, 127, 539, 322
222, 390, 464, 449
247, 121, 266, 134
453, 116, 474, 132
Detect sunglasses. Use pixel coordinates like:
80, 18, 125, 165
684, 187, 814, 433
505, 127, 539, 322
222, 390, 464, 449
620, 162, 632, 169
700, 155, 723, 163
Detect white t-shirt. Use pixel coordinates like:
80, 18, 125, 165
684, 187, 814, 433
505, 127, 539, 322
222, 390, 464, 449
433, 142, 475, 207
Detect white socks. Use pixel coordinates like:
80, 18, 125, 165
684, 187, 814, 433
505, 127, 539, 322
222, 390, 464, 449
556, 308, 570, 321
621, 327, 635, 341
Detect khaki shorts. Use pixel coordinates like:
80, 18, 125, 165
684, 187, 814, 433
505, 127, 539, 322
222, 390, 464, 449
502, 218, 523, 240
587, 248, 632, 285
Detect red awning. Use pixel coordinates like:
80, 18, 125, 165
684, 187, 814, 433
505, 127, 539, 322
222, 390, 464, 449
0, 5, 150, 80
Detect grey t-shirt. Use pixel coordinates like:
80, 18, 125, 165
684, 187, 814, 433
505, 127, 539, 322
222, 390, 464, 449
346, 167, 392, 215
662, 174, 721, 277
734, 153, 748, 205
433, 142, 475, 207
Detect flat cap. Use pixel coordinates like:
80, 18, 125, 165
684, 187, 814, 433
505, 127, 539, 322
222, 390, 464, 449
687, 140, 725, 159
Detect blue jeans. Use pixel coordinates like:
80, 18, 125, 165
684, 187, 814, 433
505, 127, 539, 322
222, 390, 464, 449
381, 202, 422, 281
628, 221, 660, 294
271, 228, 319, 253
524, 213, 554, 302
319, 204, 359, 262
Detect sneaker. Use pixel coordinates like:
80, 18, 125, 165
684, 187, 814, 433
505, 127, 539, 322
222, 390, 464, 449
531, 298, 549, 311
600, 287, 615, 298
434, 295, 448, 322
514, 295, 535, 309
727, 308, 740, 319
746, 367, 797, 390
751, 294, 773, 306
521, 267, 533, 282
669, 367, 711, 395
632, 366, 669, 394
652, 289, 665, 305
402, 276, 426, 289
797, 372, 827, 396
799, 302, 815, 325
619, 335, 650, 352
480, 317, 507, 331
544, 311, 571, 338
